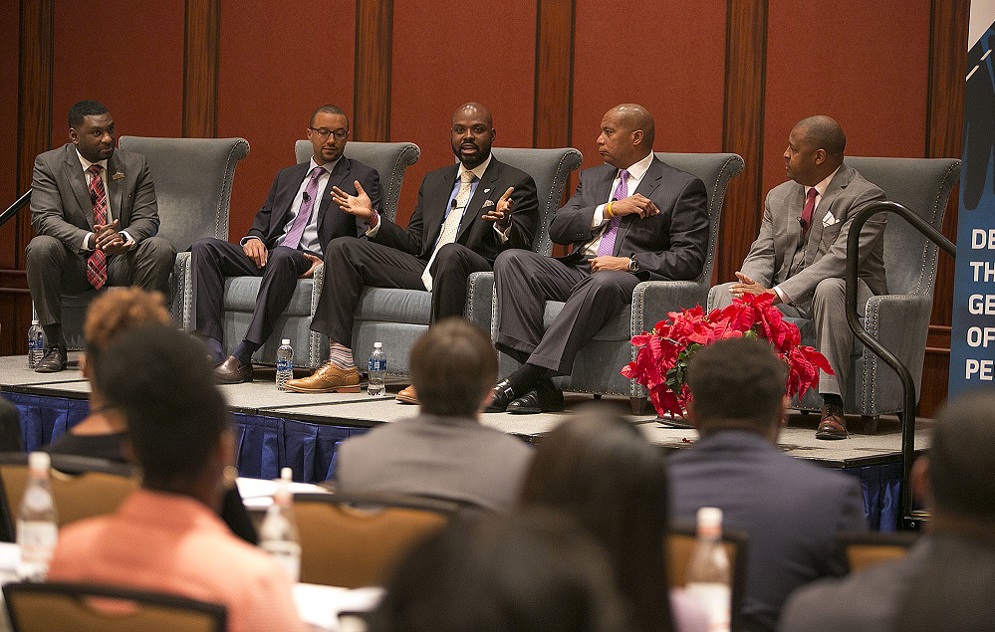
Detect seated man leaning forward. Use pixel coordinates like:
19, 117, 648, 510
710, 115, 887, 440
286, 102, 539, 395
333, 318, 533, 512
191, 104, 381, 383
47, 324, 305, 632
26, 99, 176, 373
488, 103, 709, 414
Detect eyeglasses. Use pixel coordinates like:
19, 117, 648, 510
309, 127, 349, 140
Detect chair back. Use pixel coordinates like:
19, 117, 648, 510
293, 492, 458, 588
3, 581, 226, 632
838, 530, 919, 572
667, 524, 749, 632
655, 152, 746, 288
0, 453, 138, 542
490, 147, 583, 256
844, 157, 960, 296
295, 140, 420, 223
118, 136, 250, 252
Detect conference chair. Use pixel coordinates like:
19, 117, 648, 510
707, 157, 960, 429
490, 152, 744, 413
3, 581, 226, 632
217, 141, 421, 368
0, 453, 138, 542
346, 146, 583, 376
667, 524, 749, 632
41, 137, 250, 350
293, 492, 462, 588
838, 530, 918, 573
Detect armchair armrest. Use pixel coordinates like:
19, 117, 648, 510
631, 281, 707, 336
173, 251, 192, 329
467, 271, 495, 334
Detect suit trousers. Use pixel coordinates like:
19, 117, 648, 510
25, 234, 175, 326
190, 238, 312, 346
494, 249, 640, 375
711, 277, 875, 399
312, 237, 492, 349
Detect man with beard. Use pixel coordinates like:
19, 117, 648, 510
286, 102, 539, 395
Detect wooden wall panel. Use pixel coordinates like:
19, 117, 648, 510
1, 1, 23, 270
389, 0, 537, 226
534, 0, 574, 148
184, 0, 220, 138
354, 0, 391, 142
217, 2, 356, 238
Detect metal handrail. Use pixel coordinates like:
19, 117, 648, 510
0, 190, 31, 230
845, 200, 956, 529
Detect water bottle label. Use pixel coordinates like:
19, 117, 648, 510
276, 359, 293, 372
261, 540, 302, 583
22, 488, 53, 512
368, 358, 387, 372
17, 520, 58, 581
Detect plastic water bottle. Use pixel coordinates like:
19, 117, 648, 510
686, 507, 731, 632
27, 320, 44, 369
17, 452, 59, 582
259, 467, 301, 582
276, 339, 294, 391
368, 341, 386, 396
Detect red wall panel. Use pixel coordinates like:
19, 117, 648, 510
0, 1, 20, 269
389, 0, 537, 226
218, 2, 356, 239
572, 1, 727, 171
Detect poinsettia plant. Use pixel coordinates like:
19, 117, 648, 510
621, 292, 833, 419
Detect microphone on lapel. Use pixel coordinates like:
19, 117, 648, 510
302, 191, 310, 204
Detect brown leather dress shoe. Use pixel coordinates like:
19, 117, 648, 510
213, 355, 253, 384
396, 385, 419, 405
284, 362, 360, 393
816, 403, 848, 440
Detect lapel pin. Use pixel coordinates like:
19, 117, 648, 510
112, 172, 125, 180
483, 188, 491, 193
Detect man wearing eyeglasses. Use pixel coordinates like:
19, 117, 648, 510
191, 104, 382, 384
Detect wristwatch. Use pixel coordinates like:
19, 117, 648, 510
627, 257, 639, 273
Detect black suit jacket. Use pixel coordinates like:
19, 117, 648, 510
549, 157, 709, 281
372, 157, 539, 262
245, 157, 381, 255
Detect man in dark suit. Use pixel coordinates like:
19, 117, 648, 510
669, 338, 866, 632
190, 104, 382, 383
711, 116, 887, 439
286, 102, 539, 394
26, 100, 176, 373
488, 103, 709, 413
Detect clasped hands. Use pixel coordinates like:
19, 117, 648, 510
90, 219, 132, 255
729, 272, 780, 304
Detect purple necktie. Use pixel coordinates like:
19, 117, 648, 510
282, 166, 325, 249
597, 169, 629, 257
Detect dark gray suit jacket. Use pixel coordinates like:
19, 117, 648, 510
668, 430, 866, 632
549, 157, 709, 281
31, 143, 160, 250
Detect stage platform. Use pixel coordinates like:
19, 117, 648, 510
0, 354, 927, 530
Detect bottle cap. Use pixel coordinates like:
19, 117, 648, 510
281, 339, 291, 345
280, 467, 293, 482
31, 319, 39, 325
696, 506, 723, 529
373, 341, 383, 348
28, 451, 51, 472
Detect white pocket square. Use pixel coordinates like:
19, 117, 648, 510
822, 213, 840, 227
481, 200, 496, 208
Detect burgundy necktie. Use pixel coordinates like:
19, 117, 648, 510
86, 164, 108, 289
282, 166, 325, 249
799, 187, 818, 237
597, 169, 630, 257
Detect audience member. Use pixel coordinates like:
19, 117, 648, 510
368, 509, 627, 632
710, 115, 887, 440
26, 100, 175, 373
489, 103, 708, 414
668, 337, 866, 632
191, 104, 382, 383
334, 318, 532, 512
286, 102, 539, 399
780, 388, 995, 632
519, 408, 707, 632
47, 324, 303, 632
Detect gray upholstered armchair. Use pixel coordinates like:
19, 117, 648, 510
45, 136, 250, 348
708, 157, 959, 427
494, 152, 745, 413
350, 147, 583, 376
217, 141, 420, 368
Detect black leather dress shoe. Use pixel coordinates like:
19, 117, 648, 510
213, 356, 253, 384
507, 381, 565, 415
34, 345, 67, 373
484, 379, 518, 413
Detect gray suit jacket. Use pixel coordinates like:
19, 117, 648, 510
668, 430, 866, 632
31, 143, 160, 251
334, 414, 534, 512
740, 163, 887, 307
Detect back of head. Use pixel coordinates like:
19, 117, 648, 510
84, 288, 171, 369
94, 325, 229, 489
369, 509, 626, 632
928, 389, 995, 520
411, 318, 497, 417
518, 408, 672, 632
686, 337, 787, 434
